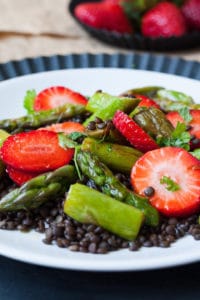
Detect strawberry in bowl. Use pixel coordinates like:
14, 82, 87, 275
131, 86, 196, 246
69, 0, 200, 50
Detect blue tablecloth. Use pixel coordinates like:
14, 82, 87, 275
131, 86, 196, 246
0, 256, 199, 300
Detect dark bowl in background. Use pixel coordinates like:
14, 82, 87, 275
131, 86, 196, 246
69, 0, 200, 51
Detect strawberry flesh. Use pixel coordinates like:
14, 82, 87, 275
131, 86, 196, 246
131, 147, 200, 217
33, 86, 88, 111
6, 166, 39, 186
39, 121, 85, 134
0, 130, 74, 172
113, 110, 159, 152
136, 94, 160, 109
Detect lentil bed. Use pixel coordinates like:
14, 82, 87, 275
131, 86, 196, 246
0, 177, 199, 254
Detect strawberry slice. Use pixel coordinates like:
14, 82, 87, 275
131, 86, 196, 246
113, 110, 159, 152
6, 166, 39, 186
1, 130, 74, 172
39, 121, 85, 135
166, 110, 200, 139
131, 147, 200, 217
136, 95, 160, 109
33, 86, 88, 111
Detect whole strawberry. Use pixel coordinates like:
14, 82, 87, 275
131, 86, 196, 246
74, 1, 133, 34
182, 0, 200, 30
141, 1, 187, 38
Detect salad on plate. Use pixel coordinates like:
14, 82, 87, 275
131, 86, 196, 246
0, 84, 200, 255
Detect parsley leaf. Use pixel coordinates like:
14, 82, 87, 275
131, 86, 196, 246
160, 176, 180, 192
178, 106, 193, 123
68, 132, 86, 141
168, 103, 192, 123
157, 122, 190, 150
58, 133, 77, 149
23, 90, 36, 114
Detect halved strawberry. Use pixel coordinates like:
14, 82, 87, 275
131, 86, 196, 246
39, 121, 85, 135
131, 147, 200, 217
33, 86, 88, 111
0, 130, 74, 172
136, 94, 160, 109
166, 110, 200, 139
6, 165, 39, 186
113, 110, 159, 152
74, 2, 133, 34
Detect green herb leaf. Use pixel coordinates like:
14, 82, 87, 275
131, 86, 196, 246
177, 106, 192, 123
156, 122, 190, 150
68, 132, 86, 141
58, 133, 77, 149
23, 90, 36, 114
167, 103, 192, 123
160, 176, 180, 192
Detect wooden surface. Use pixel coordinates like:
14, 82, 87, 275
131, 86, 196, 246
0, 0, 199, 64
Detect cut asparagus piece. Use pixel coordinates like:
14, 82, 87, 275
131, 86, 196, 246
76, 150, 159, 226
84, 93, 140, 126
86, 128, 128, 145
133, 107, 174, 139
64, 183, 144, 240
81, 137, 142, 174
155, 89, 200, 112
86, 92, 140, 113
86, 91, 140, 113
0, 104, 86, 133
120, 86, 163, 98
0, 130, 10, 177
0, 129, 10, 147
157, 89, 194, 105
0, 165, 77, 211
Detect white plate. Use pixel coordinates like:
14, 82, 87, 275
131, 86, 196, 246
0, 68, 199, 271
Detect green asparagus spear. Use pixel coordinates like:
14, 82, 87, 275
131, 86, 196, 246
0, 165, 77, 211
0, 104, 86, 133
64, 183, 144, 240
81, 137, 142, 174
132, 107, 174, 139
84, 92, 140, 126
120, 86, 163, 98
76, 150, 159, 226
